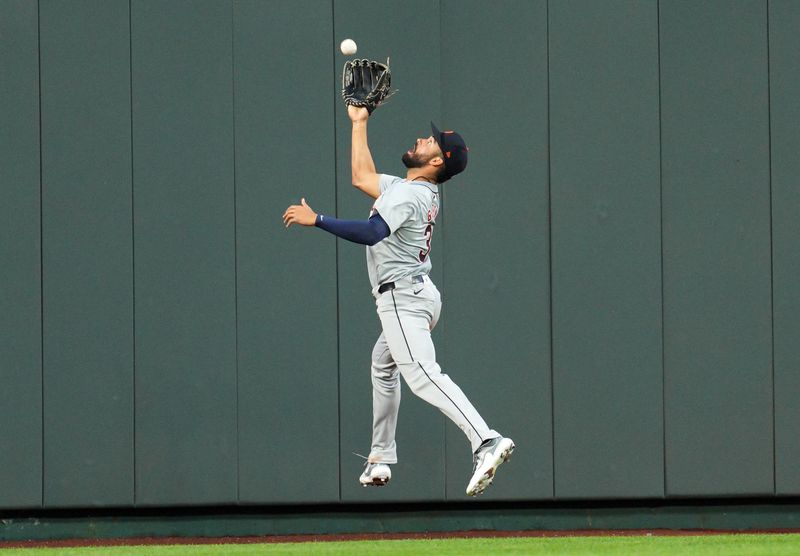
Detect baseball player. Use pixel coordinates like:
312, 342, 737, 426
283, 103, 514, 496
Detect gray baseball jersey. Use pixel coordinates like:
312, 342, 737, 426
366, 174, 439, 294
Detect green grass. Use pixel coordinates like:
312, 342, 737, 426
3, 534, 800, 556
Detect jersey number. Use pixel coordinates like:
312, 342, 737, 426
419, 224, 433, 262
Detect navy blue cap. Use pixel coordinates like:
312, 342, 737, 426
431, 122, 469, 179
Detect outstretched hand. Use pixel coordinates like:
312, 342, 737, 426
283, 198, 317, 228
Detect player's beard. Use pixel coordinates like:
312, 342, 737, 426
402, 151, 430, 169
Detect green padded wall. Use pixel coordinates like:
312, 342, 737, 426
440, 0, 552, 501
131, 0, 238, 505
0, 0, 42, 509
660, 0, 773, 496
549, 0, 663, 499
234, 0, 340, 504
335, 0, 447, 502
39, 0, 134, 507
770, 0, 800, 496
3, 0, 800, 510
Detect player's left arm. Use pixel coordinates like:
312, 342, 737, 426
283, 198, 390, 246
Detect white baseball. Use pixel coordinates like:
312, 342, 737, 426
340, 39, 357, 56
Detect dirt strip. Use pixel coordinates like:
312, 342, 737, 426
3, 529, 800, 549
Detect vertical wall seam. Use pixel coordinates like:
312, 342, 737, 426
656, 0, 667, 500
545, 0, 555, 501
37, 0, 45, 510
231, 0, 240, 504
439, 0, 447, 501
765, 0, 776, 496
330, 0, 342, 502
129, 0, 137, 507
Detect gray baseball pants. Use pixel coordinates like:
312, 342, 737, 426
368, 274, 498, 463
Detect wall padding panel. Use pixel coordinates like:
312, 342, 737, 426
770, 0, 800, 496
660, 0, 773, 496
234, 0, 340, 504
132, 0, 237, 505
0, 0, 43, 509
441, 0, 552, 501
40, 0, 134, 508
335, 0, 446, 502
549, 0, 663, 499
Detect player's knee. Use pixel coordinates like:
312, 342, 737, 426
371, 376, 399, 394
371, 365, 397, 383
371, 354, 396, 376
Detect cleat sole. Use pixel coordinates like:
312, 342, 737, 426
466, 439, 515, 497
360, 477, 390, 487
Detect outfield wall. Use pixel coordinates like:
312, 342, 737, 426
2, 0, 799, 510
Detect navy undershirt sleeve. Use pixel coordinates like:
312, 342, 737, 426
314, 212, 391, 246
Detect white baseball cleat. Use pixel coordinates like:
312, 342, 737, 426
466, 436, 515, 496
359, 462, 391, 487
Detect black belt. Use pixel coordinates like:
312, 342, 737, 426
378, 275, 425, 294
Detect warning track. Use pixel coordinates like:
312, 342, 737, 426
3, 528, 800, 549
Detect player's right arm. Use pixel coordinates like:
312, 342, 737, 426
349, 106, 380, 199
